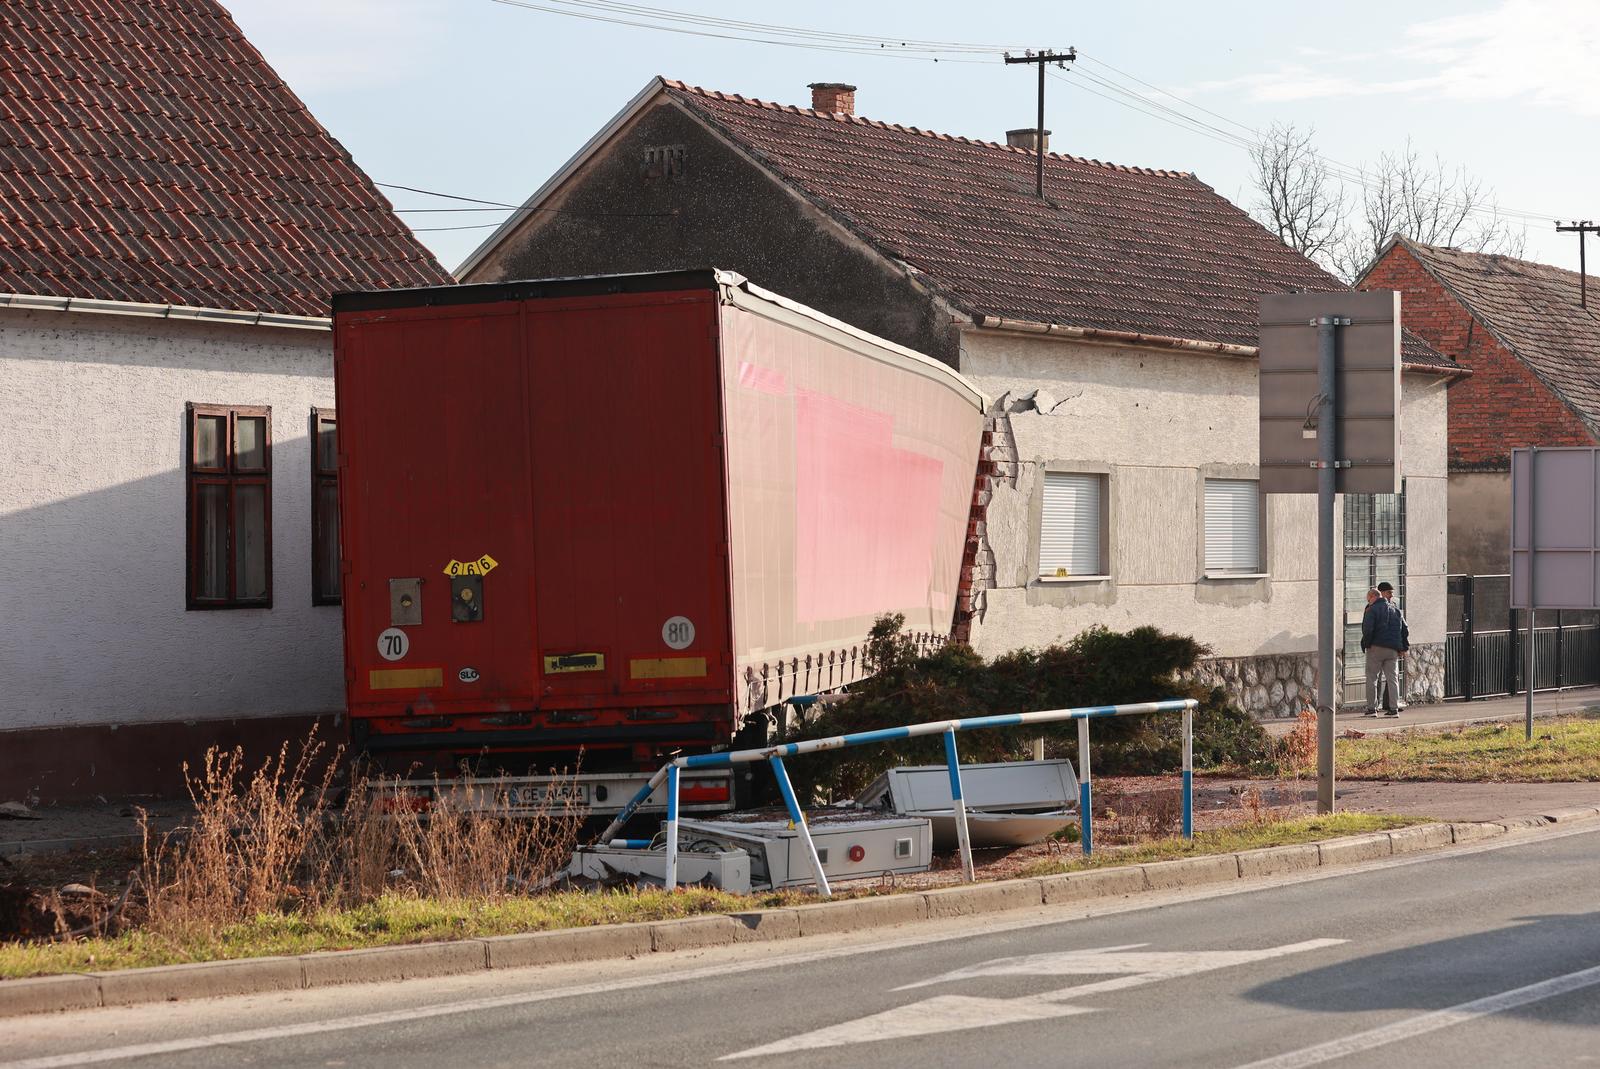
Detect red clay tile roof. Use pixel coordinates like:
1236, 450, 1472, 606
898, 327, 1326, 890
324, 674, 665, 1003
0, 0, 451, 318
1386, 238, 1600, 420
663, 81, 1455, 369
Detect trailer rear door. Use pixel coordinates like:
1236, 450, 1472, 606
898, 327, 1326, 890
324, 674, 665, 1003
339, 304, 540, 711
524, 291, 732, 710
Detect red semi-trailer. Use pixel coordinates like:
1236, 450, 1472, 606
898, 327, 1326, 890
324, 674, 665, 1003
331, 270, 985, 813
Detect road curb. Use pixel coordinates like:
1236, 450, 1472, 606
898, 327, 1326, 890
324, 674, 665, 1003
4, 812, 1593, 1019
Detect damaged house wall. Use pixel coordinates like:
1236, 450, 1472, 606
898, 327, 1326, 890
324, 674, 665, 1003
955, 329, 1448, 717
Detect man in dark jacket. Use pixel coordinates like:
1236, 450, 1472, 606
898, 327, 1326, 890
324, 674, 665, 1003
1361, 586, 1408, 716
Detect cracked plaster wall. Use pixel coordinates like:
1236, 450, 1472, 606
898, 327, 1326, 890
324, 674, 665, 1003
957, 330, 1449, 710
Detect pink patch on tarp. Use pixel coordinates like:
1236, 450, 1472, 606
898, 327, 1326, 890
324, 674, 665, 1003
738, 361, 788, 395
795, 389, 944, 622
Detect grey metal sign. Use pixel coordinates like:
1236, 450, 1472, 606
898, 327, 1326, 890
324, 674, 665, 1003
1511, 447, 1600, 610
1259, 291, 1401, 495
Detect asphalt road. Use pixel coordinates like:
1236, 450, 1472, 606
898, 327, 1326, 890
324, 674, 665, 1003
7, 823, 1600, 1069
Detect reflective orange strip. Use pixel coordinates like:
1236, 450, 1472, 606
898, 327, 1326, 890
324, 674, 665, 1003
369, 667, 444, 689
629, 657, 708, 680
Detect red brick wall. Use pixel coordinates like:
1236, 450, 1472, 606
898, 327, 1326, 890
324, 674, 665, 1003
1363, 244, 1596, 469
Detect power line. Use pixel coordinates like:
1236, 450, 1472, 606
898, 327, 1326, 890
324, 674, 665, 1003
375, 182, 518, 207
487, 0, 999, 62
1048, 67, 1554, 226
1055, 59, 1556, 226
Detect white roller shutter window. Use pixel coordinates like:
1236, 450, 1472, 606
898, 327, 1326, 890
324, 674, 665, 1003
1204, 479, 1262, 573
1039, 472, 1103, 578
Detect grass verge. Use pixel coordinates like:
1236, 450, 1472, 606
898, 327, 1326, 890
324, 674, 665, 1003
1017, 812, 1426, 878
1338, 714, 1600, 782
2, 813, 1433, 981
0, 887, 801, 980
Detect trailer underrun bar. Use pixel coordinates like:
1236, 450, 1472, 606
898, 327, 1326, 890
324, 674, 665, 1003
597, 698, 1200, 897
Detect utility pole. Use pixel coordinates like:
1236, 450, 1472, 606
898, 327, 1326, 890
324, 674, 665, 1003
1556, 220, 1598, 307
1003, 48, 1075, 198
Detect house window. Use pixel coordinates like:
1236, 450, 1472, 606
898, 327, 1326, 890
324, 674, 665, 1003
311, 408, 340, 605
187, 404, 271, 608
1039, 472, 1105, 578
1203, 478, 1263, 575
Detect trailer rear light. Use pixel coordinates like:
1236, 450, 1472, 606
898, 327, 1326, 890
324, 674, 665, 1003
480, 713, 531, 727
628, 708, 679, 721
374, 787, 432, 813
399, 716, 451, 730
679, 782, 730, 803
549, 710, 596, 723
847, 844, 866, 863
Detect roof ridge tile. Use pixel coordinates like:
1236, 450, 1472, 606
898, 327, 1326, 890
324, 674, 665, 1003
664, 77, 1192, 178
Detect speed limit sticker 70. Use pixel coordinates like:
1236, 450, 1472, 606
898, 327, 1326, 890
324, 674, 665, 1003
662, 616, 695, 650
377, 627, 410, 662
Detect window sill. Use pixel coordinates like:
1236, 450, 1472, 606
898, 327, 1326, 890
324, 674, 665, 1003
1202, 571, 1269, 581
1036, 574, 1111, 584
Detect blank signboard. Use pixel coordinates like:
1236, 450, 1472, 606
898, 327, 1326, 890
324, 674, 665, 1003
1510, 447, 1600, 609
1259, 291, 1401, 495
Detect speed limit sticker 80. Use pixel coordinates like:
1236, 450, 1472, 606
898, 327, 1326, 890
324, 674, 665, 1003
662, 616, 695, 650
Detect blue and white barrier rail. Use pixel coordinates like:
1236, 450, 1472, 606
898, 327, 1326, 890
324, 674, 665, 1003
596, 697, 1200, 896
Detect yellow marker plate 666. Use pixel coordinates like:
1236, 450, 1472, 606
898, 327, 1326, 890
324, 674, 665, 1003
443, 554, 498, 577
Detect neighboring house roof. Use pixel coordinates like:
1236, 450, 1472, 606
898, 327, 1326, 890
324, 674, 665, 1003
1366, 237, 1600, 424
464, 77, 1455, 371
0, 0, 451, 319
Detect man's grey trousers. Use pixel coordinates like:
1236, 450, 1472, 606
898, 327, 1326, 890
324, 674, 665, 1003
1366, 646, 1401, 712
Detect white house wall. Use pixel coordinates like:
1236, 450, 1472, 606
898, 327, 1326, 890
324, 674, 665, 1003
0, 309, 342, 733
958, 329, 1449, 712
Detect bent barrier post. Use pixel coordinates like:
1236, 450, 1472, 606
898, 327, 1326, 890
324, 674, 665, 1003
597, 698, 1200, 897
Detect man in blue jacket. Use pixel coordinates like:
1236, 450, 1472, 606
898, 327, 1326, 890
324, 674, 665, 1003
1361, 585, 1408, 717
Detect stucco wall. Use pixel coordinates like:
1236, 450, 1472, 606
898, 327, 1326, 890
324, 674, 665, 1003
1447, 470, 1511, 576
958, 329, 1450, 668
0, 309, 343, 732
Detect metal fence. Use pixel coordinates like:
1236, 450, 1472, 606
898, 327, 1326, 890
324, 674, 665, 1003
596, 698, 1200, 897
1444, 574, 1600, 699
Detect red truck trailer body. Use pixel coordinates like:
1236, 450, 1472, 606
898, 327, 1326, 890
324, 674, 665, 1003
332, 270, 984, 809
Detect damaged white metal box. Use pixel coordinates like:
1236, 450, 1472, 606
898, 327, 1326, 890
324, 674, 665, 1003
856, 759, 1080, 849
677, 812, 931, 889
569, 843, 752, 893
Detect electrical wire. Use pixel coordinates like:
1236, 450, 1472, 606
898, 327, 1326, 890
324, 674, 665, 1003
1048, 68, 1555, 226
487, 0, 1002, 62
1056, 60, 1556, 225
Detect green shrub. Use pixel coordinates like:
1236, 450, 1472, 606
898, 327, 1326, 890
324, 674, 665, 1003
788, 615, 1270, 801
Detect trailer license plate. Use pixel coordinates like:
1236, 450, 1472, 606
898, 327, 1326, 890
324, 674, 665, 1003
501, 784, 588, 808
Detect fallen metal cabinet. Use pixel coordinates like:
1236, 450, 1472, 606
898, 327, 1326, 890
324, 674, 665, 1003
678, 812, 932, 889
856, 759, 1080, 850
568, 842, 752, 892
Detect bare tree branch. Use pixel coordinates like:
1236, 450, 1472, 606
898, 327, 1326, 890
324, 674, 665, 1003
1250, 128, 1529, 282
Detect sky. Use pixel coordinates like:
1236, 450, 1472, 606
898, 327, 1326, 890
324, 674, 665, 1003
223, 0, 1600, 277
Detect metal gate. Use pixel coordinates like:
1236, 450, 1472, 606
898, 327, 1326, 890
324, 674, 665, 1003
1445, 573, 1600, 699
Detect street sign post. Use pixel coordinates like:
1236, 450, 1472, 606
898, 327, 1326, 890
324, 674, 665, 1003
1259, 291, 1401, 814
1510, 446, 1600, 739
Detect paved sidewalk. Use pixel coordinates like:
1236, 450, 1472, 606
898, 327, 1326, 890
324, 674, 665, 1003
1262, 685, 1600, 737
0, 801, 188, 859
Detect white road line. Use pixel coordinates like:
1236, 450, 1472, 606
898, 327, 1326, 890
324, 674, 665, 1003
1233, 963, 1600, 1069
4, 821, 1597, 1069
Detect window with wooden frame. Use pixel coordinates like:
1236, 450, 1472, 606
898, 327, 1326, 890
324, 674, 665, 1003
187, 404, 272, 608
311, 408, 340, 605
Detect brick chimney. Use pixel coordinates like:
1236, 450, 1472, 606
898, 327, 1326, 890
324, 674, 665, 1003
808, 82, 857, 115
1006, 128, 1051, 153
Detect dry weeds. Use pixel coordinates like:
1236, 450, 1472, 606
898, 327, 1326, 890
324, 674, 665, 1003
130, 729, 585, 940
